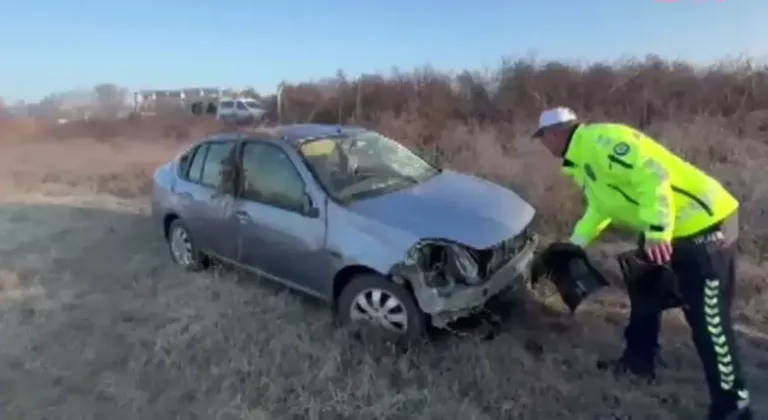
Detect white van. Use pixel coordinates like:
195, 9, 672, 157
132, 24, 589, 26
216, 98, 267, 123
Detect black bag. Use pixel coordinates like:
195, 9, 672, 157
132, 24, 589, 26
616, 249, 682, 313
530, 242, 610, 313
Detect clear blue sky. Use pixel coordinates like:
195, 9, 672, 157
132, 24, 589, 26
1, 0, 764, 102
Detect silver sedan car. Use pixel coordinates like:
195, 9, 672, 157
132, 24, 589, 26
151, 124, 538, 339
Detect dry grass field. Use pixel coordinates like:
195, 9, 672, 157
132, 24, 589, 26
2, 57, 768, 419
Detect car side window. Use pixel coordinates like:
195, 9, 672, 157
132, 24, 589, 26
185, 144, 208, 182
219, 101, 234, 110
239, 142, 307, 213
199, 141, 237, 193
235, 101, 247, 110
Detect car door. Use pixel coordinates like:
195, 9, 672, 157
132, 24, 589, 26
175, 138, 240, 260
217, 100, 234, 120
235, 101, 249, 120
233, 140, 330, 297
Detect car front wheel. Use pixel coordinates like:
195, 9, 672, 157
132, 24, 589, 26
337, 273, 427, 340
166, 219, 206, 271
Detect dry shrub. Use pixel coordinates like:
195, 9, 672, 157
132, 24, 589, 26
31, 115, 235, 143
277, 56, 768, 135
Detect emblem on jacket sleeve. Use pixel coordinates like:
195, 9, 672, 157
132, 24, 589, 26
613, 142, 630, 156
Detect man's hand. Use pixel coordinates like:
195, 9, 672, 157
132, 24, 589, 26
644, 239, 672, 264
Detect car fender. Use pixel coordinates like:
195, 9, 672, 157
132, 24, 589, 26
151, 163, 177, 222
327, 206, 419, 276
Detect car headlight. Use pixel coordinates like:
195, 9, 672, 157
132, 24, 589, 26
445, 244, 481, 284
405, 240, 482, 287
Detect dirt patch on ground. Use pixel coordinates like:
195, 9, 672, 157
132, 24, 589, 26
0, 122, 767, 419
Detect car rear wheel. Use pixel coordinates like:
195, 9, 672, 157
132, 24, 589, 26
337, 273, 427, 340
167, 219, 205, 272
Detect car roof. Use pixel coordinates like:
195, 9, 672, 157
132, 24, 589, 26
207, 124, 367, 148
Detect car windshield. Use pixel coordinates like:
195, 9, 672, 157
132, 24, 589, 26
298, 131, 439, 202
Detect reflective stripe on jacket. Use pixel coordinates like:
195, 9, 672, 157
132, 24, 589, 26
562, 123, 739, 245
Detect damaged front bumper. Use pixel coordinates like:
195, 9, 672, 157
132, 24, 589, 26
397, 234, 539, 328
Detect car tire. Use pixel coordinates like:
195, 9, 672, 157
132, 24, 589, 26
337, 273, 427, 341
166, 219, 206, 272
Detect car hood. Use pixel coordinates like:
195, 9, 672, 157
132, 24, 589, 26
347, 170, 535, 249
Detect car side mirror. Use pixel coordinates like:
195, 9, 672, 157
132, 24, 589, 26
302, 192, 320, 218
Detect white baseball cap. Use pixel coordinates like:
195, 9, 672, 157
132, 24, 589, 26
532, 107, 578, 138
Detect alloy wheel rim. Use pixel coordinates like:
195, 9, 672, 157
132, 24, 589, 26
170, 227, 193, 266
349, 288, 409, 333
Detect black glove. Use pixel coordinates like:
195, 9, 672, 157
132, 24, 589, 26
531, 242, 609, 313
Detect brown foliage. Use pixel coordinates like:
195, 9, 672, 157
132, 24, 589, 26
29, 115, 234, 143
276, 56, 768, 136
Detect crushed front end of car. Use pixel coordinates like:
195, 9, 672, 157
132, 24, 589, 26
391, 226, 538, 327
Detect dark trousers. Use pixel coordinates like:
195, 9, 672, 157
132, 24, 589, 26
624, 216, 750, 411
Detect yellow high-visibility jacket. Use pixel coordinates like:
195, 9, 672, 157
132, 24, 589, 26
562, 123, 739, 245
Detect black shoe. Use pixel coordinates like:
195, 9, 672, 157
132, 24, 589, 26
708, 392, 753, 420
596, 354, 658, 382
707, 406, 752, 420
